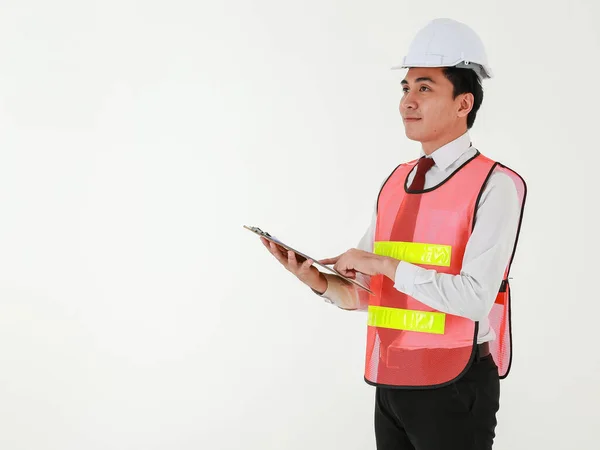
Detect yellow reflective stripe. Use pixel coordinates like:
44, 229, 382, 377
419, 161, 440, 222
374, 241, 451, 267
367, 305, 446, 334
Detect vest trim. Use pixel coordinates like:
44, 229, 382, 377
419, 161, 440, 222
496, 162, 528, 380
363, 322, 481, 390
404, 150, 481, 194
375, 148, 481, 214
472, 161, 499, 232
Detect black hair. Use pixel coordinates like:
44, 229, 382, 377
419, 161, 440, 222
442, 67, 484, 129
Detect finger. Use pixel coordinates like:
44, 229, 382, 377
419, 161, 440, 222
300, 258, 314, 273
333, 259, 352, 277
319, 256, 340, 265
299, 259, 315, 279
294, 253, 307, 263
275, 244, 289, 256
287, 250, 299, 271
260, 237, 270, 249
337, 268, 357, 278
269, 242, 288, 264
266, 240, 277, 254
269, 241, 286, 257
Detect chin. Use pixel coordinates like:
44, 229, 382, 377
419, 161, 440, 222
404, 129, 424, 142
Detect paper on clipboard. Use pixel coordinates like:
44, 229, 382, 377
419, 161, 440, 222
244, 225, 374, 294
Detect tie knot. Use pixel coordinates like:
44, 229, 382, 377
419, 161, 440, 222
417, 156, 435, 174
408, 156, 435, 191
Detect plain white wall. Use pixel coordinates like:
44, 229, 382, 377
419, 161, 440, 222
0, 0, 598, 449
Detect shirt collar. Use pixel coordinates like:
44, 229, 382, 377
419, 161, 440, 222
420, 131, 472, 171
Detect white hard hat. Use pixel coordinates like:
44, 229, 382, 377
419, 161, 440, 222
393, 18, 493, 79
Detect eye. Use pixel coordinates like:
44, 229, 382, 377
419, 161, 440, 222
419, 85, 431, 92
402, 87, 409, 94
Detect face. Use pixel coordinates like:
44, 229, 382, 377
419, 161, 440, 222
400, 67, 472, 152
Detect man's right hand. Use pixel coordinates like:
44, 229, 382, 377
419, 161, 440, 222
260, 237, 328, 294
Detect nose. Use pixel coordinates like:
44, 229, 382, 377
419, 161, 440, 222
400, 92, 418, 111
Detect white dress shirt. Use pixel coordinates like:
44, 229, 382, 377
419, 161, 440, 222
318, 131, 521, 343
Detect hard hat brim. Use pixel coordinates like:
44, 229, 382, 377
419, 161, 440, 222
390, 62, 493, 79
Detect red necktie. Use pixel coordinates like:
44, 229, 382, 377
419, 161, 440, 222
376, 156, 436, 362
410, 156, 435, 190
389, 156, 435, 241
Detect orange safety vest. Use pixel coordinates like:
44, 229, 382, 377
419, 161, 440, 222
365, 151, 527, 388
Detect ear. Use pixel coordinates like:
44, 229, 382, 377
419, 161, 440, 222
456, 93, 474, 119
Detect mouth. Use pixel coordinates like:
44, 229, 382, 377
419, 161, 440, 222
403, 117, 421, 122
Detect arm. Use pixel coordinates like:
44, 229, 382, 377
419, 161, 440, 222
313, 208, 376, 311
387, 171, 521, 321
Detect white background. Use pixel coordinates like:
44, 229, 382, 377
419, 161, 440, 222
0, 0, 598, 449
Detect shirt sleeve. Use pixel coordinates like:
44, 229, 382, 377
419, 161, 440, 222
393, 171, 521, 321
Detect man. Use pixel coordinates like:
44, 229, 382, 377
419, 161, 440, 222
260, 18, 526, 450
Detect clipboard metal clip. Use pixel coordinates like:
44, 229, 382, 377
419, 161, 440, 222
247, 226, 271, 238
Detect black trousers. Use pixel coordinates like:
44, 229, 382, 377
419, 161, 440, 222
374, 354, 500, 450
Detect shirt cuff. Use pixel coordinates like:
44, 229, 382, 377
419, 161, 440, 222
393, 261, 424, 296
310, 274, 336, 303
318, 273, 362, 310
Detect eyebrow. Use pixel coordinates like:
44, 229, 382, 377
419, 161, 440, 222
401, 77, 436, 85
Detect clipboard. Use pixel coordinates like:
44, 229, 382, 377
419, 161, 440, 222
244, 225, 374, 294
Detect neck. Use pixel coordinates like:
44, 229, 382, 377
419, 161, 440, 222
421, 127, 468, 155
